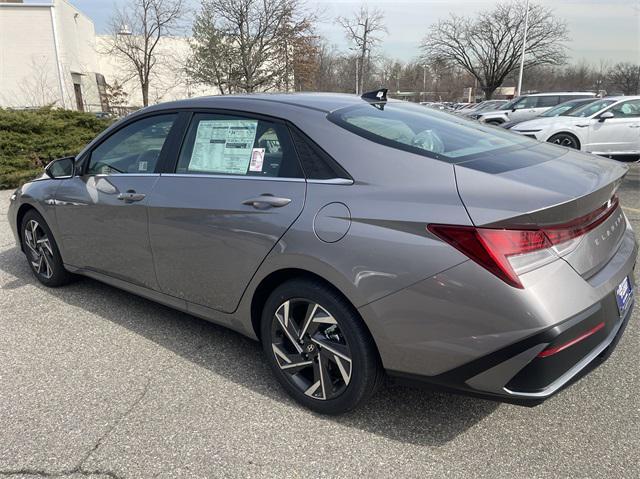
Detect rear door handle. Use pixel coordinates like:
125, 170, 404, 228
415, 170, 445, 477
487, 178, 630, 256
242, 195, 291, 209
117, 190, 146, 203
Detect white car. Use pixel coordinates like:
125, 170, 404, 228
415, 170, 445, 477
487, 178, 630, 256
511, 96, 640, 155
472, 92, 597, 125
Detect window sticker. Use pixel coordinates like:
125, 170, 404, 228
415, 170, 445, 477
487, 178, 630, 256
189, 120, 258, 174
249, 148, 265, 172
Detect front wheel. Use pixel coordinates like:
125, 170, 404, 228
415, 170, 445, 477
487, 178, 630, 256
20, 210, 74, 287
261, 279, 383, 414
548, 133, 580, 150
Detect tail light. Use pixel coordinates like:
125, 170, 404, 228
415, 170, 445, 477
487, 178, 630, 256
428, 196, 619, 289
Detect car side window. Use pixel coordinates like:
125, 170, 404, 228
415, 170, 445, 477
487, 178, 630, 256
176, 113, 303, 178
607, 100, 640, 118
536, 96, 560, 108
513, 96, 538, 109
87, 115, 177, 175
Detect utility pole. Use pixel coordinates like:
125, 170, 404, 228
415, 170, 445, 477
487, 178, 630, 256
355, 57, 359, 95
516, 0, 530, 96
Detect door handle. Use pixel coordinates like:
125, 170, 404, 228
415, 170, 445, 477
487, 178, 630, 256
576, 124, 590, 128
117, 190, 146, 203
629, 125, 640, 128
242, 194, 291, 209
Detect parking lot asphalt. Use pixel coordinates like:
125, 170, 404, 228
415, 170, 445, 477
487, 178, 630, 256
0, 163, 639, 479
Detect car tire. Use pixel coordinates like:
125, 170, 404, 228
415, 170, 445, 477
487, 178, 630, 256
486, 119, 503, 126
548, 133, 580, 150
260, 278, 384, 414
20, 209, 74, 287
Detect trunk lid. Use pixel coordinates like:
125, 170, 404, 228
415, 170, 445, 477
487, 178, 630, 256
454, 143, 629, 278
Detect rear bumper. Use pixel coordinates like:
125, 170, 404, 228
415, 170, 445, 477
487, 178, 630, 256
388, 299, 633, 406
360, 222, 637, 406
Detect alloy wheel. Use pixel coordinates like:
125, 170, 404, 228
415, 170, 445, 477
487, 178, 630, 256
270, 299, 352, 400
24, 219, 55, 279
550, 134, 578, 149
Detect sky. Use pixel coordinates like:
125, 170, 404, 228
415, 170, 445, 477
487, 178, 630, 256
41, 0, 640, 64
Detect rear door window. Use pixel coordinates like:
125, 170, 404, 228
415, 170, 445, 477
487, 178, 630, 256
536, 96, 560, 108
177, 113, 303, 178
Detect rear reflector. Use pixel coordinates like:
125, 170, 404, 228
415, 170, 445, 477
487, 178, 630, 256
537, 322, 606, 358
428, 196, 619, 288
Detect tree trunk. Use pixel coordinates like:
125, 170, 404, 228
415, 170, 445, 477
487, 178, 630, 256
483, 86, 496, 100
142, 81, 149, 107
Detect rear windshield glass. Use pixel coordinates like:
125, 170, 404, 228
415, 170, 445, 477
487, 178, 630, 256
328, 101, 535, 163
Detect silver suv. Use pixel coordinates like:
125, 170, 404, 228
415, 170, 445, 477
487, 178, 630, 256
471, 92, 597, 125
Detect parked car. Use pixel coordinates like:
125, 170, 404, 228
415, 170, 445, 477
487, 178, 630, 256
471, 92, 597, 125
8, 90, 636, 414
511, 96, 640, 155
501, 98, 598, 129
458, 100, 509, 117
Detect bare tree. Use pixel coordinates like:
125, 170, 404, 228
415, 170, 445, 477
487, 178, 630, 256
104, 0, 185, 106
337, 4, 386, 94
609, 63, 640, 95
420, 1, 569, 99
188, 0, 317, 94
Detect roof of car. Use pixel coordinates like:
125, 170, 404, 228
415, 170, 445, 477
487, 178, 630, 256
524, 92, 596, 96
143, 92, 376, 115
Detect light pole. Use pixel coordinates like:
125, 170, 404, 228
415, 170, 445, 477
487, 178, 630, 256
516, 0, 530, 96
423, 65, 427, 102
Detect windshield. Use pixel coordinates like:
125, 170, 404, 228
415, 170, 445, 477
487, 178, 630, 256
540, 101, 586, 117
328, 101, 534, 163
568, 99, 617, 117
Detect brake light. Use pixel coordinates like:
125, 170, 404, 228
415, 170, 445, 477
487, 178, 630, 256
428, 196, 619, 289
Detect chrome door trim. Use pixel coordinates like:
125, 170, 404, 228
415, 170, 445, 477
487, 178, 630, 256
307, 178, 354, 185
160, 173, 306, 183
160, 173, 353, 185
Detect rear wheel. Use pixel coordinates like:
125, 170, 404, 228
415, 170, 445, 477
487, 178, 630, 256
548, 133, 580, 150
20, 210, 74, 287
486, 119, 503, 126
261, 279, 383, 414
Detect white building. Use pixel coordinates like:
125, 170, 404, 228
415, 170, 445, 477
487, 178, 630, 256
0, 0, 218, 112
0, 0, 106, 111
95, 35, 219, 110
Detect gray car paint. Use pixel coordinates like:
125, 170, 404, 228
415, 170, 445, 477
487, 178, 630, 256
7, 93, 637, 401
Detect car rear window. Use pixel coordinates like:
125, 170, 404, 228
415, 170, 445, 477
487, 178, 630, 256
328, 101, 535, 163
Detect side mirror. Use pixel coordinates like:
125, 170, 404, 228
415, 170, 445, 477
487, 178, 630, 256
45, 157, 75, 179
598, 111, 614, 122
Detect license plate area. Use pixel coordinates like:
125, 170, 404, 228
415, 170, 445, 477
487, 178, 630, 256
615, 276, 633, 317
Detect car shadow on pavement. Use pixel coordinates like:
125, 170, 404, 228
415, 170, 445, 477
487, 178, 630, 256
0, 246, 498, 447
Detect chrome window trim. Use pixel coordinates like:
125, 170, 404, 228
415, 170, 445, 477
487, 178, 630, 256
84, 173, 162, 178
160, 173, 306, 183
307, 178, 354, 185
159, 173, 353, 184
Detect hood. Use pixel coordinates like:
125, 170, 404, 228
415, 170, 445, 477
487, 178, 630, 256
510, 117, 564, 130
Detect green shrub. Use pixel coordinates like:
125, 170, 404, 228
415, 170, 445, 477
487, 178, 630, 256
0, 108, 112, 189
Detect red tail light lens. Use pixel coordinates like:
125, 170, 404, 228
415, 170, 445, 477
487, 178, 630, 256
428, 196, 620, 289
428, 225, 549, 288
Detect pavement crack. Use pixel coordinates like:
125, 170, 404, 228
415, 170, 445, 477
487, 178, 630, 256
76, 378, 153, 470
1, 378, 154, 479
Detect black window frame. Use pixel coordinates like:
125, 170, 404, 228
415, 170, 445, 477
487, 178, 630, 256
170, 109, 305, 179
